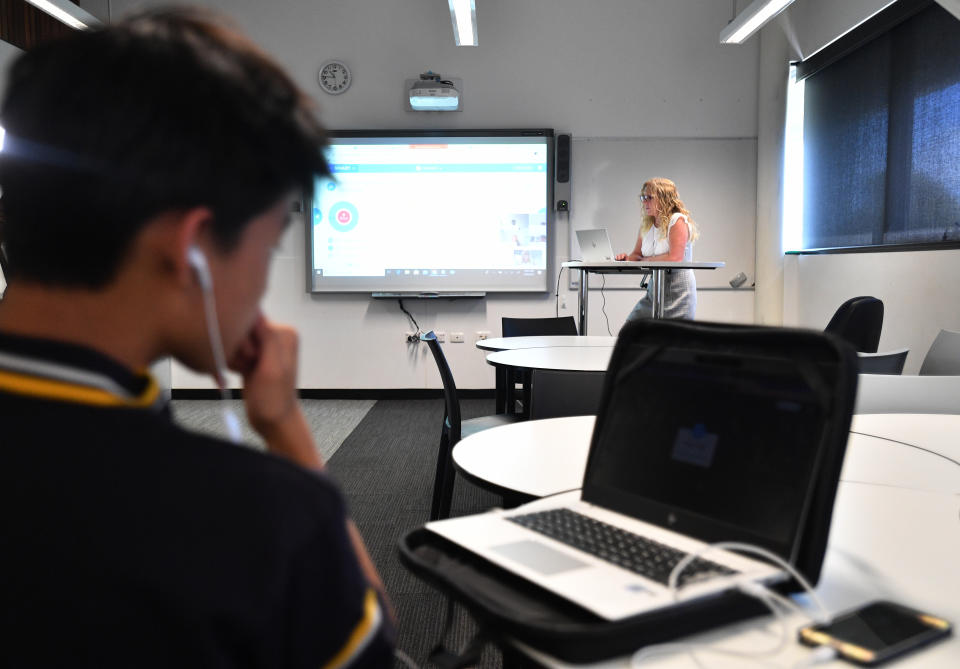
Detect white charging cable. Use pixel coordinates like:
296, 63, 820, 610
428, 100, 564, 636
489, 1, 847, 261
630, 541, 837, 668
188, 247, 243, 444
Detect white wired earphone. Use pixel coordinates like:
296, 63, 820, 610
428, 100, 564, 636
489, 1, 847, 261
186, 246, 244, 444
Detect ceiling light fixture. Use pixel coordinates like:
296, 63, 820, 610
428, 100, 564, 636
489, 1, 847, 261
719, 0, 797, 44
448, 0, 478, 46
24, 0, 102, 30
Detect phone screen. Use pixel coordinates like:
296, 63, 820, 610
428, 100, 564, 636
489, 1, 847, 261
800, 601, 951, 665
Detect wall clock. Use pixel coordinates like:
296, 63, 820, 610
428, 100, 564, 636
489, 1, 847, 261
318, 60, 351, 95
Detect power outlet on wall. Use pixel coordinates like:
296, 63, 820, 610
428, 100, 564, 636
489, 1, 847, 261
434, 331, 446, 343
405, 331, 419, 343
476, 331, 490, 341
450, 332, 465, 343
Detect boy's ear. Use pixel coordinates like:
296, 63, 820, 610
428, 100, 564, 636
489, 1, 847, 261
142, 207, 215, 287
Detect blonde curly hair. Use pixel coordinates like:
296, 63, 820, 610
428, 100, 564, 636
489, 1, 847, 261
639, 177, 699, 243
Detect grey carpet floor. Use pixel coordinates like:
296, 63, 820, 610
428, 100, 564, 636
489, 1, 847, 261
326, 399, 504, 669
170, 398, 375, 462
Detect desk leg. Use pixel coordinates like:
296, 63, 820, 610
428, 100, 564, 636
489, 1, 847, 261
578, 269, 589, 335
495, 367, 507, 414
651, 268, 666, 319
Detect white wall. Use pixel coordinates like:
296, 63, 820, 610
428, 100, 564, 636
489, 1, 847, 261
0, 40, 23, 297
783, 0, 897, 58
784, 252, 960, 373
102, 0, 761, 389
0, 40, 22, 98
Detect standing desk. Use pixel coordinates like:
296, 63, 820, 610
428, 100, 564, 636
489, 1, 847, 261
562, 261, 724, 333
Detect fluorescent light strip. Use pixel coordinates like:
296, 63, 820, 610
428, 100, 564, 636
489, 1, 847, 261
24, 0, 102, 30
720, 0, 796, 44
448, 0, 478, 46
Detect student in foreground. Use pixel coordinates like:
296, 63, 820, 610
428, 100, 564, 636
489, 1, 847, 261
0, 9, 394, 667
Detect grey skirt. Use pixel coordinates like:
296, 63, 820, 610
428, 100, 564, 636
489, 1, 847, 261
625, 268, 697, 322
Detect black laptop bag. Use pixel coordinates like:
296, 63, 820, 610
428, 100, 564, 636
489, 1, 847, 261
398, 319, 859, 664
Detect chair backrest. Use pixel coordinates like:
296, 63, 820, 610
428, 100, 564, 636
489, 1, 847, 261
918, 329, 960, 376
856, 348, 908, 375
824, 296, 884, 353
528, 370, 605, 420
855, 374, 960, 414
502, 316, 578, 338
421, 331, 461, 442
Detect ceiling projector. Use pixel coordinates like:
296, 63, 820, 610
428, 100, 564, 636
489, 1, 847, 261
408, 72, 461, 111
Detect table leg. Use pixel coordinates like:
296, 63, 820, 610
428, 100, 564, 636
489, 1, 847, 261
578, 269, 589, 334
651, 268, 666, 319
495, 367, 507, 414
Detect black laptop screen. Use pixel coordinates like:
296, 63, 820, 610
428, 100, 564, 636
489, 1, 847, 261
582, 343, 828, 560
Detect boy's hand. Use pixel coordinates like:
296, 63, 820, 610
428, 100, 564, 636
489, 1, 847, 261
228, 315, 299, 440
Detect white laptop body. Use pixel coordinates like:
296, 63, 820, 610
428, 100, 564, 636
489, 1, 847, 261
428, 497, 782, 621
576, 229, 615, 262
428, 339, 829, 621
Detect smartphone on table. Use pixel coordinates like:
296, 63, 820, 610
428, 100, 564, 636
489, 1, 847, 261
798, 600, 951, 665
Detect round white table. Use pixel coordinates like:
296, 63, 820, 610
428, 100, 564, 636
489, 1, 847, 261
485, 346, 613, 373
452, 416, 960, 500
478, 336, 617, 414
477, 335, 617, 352
451, 416, 960, 667
851, 413, 960, 464
512, 484, 960, 668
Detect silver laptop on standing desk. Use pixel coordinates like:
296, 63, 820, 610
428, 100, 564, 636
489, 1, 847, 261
428, 342, 827, 620
576, 229, 616, 262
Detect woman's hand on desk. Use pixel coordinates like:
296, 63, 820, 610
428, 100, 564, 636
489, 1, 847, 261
615, 253, 640, 261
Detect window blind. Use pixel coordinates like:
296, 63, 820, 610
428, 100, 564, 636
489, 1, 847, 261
799, 0, 960, 251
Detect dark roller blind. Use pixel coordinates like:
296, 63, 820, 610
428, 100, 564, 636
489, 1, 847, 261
800, 0, 960, 251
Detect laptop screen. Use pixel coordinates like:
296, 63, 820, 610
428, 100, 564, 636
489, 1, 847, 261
582, 341, 829, 561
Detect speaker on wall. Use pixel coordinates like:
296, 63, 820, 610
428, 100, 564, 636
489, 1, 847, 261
556, 134, 570, 183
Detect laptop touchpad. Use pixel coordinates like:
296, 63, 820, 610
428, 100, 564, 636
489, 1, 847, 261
491, 540, 589, 575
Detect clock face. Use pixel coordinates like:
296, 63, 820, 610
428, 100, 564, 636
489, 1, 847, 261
318, 60, 351, 95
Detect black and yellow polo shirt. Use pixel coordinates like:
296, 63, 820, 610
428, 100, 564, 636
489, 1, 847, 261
0, 331, 393, 668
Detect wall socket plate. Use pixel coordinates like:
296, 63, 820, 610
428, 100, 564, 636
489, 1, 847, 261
434, 331, 446, 343
450, 332, 465, 343
476, 331, 490, 340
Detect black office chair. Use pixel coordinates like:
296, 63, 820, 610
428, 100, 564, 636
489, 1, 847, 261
857, 348, 908, 375
421, 331, 521, 521
528, 370, 605, 420
824, 296, 884, 353
501, 316, 579, 415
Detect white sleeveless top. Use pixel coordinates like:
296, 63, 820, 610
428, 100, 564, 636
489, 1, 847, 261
640, 212, 693, 261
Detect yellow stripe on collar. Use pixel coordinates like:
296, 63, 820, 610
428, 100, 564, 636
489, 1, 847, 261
0, 368, 161, 408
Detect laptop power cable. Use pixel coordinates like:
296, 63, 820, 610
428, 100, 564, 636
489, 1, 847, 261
630, 541, 837, 669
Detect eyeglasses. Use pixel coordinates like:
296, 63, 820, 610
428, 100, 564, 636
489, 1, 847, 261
639, 194, 655, 202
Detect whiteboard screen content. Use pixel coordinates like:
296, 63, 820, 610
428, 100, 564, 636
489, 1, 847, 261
307, 130, 553, 293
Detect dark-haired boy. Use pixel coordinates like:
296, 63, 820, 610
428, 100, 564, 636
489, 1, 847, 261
0, 9, 393, 667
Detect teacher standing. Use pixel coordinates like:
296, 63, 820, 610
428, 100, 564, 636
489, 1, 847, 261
615, 177, 699, 321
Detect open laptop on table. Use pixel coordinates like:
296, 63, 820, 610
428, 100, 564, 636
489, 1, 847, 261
428, 325, 836, 620
575, 228, 616, 262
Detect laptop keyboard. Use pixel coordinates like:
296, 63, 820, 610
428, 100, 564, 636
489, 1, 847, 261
507, 508, 738, 587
